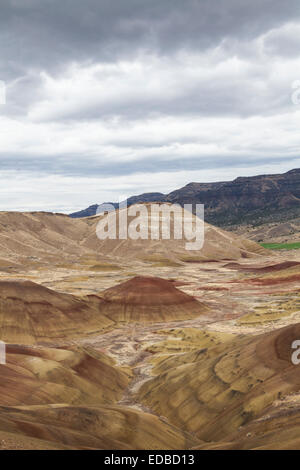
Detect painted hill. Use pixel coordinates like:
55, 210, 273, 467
0, 344, 198, 449
0, 211, 93, 267
0, 277, 207, 343
0, 208, 266, 270
197, 399, 300, 450
82, 203, 267, 263
95, 276, 209, 322
138, 323, 300, 442
0, 344, 129, 406
0, 404, 198, 450
0, 280, 114, 343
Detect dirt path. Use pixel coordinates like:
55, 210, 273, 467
74, 299, 248, 414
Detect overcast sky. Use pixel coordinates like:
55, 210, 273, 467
1, 0, 300, 212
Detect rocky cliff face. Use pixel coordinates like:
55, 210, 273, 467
167, 168, 300, 226
70, 169, 300, 229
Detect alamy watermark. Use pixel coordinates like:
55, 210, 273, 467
0, 341, 6, 365
291, 340, 300, 365
291, 80, 300, 105
96, 202, 205, 251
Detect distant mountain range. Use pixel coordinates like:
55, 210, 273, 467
70, 168, 300, 230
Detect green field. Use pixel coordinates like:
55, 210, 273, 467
261, 242, 300, 250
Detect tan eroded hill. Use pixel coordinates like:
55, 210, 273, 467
0, 277, 209, 344
234, 219, 300, 243
196, 399, 300, 449
0, 344, 130, 406
0, 280, 114, 343
0, 404, 199, 450
138, 324, 300, 442
0, 209, 267, 274
83, 204, 267, 264
0, 212, 92, 266
0, 345, 199, 449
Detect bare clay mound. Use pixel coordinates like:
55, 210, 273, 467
0, 404, 199, 450
0, 208, 267, 269
83, 203, 268, 264
0, 276, 209, 345
0, 345, 199, 449
0, 280, 114, 344
95, 276, 209, 323
231, 263, 300, 287
0, 344, 129, 407
139, 323, 300, 444
0, 277, 208, 343
224, 261, 300, 273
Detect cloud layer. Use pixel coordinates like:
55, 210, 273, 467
0, 0, 300, 211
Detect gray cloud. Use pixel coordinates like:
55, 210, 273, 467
0, 0, 299, 210
1, 0, 300, 77
1, 151, 299, 178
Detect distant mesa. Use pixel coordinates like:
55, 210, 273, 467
96, 275, 209, 323
70, 192, 167, 218
70, 168, 300, 230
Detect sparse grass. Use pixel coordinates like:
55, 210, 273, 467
178, 255, 205, 262
238, 294, 300, 324
260, 242, 300, 250
89, 264, 122, 271
147, 328, 237, 360
151, 261, 181, 267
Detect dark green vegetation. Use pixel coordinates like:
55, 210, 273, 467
261, 242, 300, 250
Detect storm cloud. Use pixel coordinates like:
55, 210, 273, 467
0, 0, 300, 211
